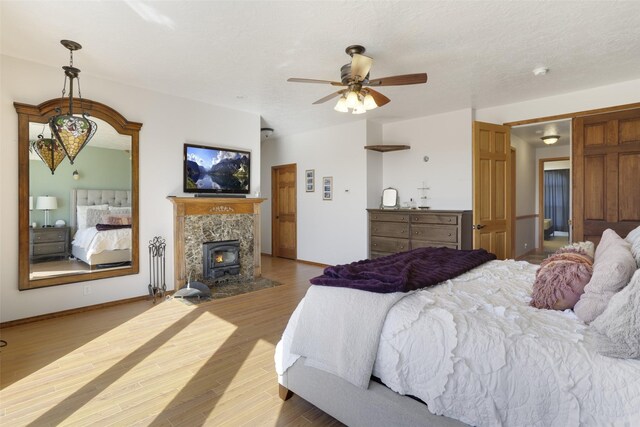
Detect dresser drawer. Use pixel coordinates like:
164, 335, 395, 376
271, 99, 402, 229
32, 228, 67, 243
410, 214, 458, 225
370, 236, 409, 253
369, 212, 409, 223
411, 225, 458, 243
32, 242, 67, 256
370, 221, 409, 238
411, 240, 458, 250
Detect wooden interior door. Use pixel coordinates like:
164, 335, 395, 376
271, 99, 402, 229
573, 107, 640, 243
472, 121, 512, 260
271, 164, 297, 259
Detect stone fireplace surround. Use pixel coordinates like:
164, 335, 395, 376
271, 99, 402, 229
167, 197, 265, 290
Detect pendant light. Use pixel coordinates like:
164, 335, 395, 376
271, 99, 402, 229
48, 40, 97, 165
30, 133, 67, 175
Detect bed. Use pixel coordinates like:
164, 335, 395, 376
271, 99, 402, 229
275, 236, 640, 426
544, 218, 554, 239
70, 189, 132, 268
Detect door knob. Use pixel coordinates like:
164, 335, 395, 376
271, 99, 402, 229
473, 224, 486, 230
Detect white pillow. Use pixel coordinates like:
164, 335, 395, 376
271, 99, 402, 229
77, 204, 109, 229
625, 225, 640, 267
109, 206, 132, 214
591, 269, 640, 359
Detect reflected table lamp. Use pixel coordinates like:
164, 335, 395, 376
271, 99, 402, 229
36, 196, 58, 227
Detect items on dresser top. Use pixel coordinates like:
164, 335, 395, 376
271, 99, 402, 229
367, 209, 472, 258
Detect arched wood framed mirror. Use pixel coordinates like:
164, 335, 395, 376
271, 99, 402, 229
15, 98, 141, 290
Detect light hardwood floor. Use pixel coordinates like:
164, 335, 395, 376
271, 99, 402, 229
0, 256, 343, 426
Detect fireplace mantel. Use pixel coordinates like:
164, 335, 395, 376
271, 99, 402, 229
167, 197, 266, 289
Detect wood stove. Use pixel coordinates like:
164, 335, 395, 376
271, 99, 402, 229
203, 240, 240, 279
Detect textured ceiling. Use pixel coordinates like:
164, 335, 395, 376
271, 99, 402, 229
511, 120, 571, 147
3, 1, 640, 139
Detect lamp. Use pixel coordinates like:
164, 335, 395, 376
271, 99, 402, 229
363, 93, 378, 110
72, 170, 80, 180
30, 132, 67, 174
36, 196, 58, 227
48, 40, 97, 165
334, 97, 348, 112
345, 91, 359, 109
541, 135, 560, 145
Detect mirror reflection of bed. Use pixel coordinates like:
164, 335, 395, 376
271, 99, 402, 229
29, 189, 132, 279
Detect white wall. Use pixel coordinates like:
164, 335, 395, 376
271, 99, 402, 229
381, 109, 473, 209
544, 160, 570, 170
511, 135, 537, 256
1, 55, 260, 322
260, 120, 369, 265
366, 121, 383, 209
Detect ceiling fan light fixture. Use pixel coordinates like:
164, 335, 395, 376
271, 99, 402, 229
541, 135, 560, 145
363, 93, 377, 110
345, 91, 359, 109
352, 104, 366, 115
334, 97, 349, 112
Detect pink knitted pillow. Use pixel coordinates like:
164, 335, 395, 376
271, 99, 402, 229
530, 248, 594, 310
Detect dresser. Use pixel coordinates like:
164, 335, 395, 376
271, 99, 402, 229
30, 226, 70, 261
368, 209, 472, 258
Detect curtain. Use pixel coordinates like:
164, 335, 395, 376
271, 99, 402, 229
544, 169, 570, 232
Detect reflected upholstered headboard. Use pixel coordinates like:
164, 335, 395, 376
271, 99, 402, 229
70, 189, 131, 231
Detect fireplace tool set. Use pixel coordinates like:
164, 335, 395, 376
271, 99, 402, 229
148, 236, 166, 303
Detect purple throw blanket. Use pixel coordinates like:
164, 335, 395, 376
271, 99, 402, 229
310, 247, 496, 293
96, 224, 132, 231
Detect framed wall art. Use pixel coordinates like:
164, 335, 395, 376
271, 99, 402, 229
322, 176, 333, 200
305, 169, 315, 192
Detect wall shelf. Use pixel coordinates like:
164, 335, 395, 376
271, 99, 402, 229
364, 145, 410, 152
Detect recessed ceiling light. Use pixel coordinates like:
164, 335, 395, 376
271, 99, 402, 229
533, 67, 549, 76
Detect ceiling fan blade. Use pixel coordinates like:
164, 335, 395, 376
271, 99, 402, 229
351, 54, 373, 82
366, 89, 390, 107
288, 78, 345, 86
365, 73, 428, 87
312, 90, 345, 105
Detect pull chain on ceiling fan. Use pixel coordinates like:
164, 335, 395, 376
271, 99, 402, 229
288, 45, 428, 114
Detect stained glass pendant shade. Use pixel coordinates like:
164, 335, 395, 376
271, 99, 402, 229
48, 40, 97, 165
31, 134, 67, 174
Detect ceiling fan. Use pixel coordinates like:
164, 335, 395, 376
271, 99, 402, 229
288, 45, 427, 114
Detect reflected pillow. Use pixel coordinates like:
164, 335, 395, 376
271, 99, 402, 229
101, 213, 132, 226
109, 206, 131, 214
77, 204, 109, 229
85, 208, 108, 228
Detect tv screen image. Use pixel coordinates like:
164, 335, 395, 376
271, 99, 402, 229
184, 143, 250, 194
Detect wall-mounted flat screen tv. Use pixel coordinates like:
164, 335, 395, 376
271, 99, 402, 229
183, 143, 250, 194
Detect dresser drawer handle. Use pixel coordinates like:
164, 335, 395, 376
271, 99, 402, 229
400, 217, 405, 220
373, 243, 377, 247
399, 245, 405, 249
448, 218, 452, 222
448, 233, 452, 237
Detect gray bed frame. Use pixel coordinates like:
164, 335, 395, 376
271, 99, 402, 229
279, 358, 467, 427
70, 189, 132, 268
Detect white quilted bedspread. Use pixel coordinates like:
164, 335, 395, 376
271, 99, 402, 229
73, 227, 131, 257
278, 260, 640, 426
